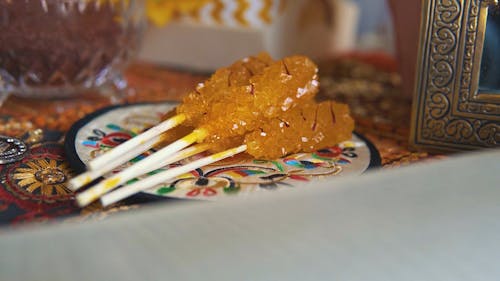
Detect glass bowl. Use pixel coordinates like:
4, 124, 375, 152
0, 0, 145, 103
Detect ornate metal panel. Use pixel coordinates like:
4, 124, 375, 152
411, 0, 500, 151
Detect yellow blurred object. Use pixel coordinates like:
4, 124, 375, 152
145, 0, 284, 27
139, 0, 360, 71
146, 0, 210, 26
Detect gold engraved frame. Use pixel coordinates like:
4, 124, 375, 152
411, 0, 500, 151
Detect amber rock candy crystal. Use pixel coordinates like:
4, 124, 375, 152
162, 53, 353, 160
199, 55, 320, 150
176, 53, 274, 127
245, 100, 355, 159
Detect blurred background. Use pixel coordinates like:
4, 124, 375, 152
351, 0, 394, 53
139, 0, 395, 71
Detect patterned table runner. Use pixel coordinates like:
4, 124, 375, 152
0, 54, 446, 226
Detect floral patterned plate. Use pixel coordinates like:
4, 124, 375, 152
65, 103, 380, 200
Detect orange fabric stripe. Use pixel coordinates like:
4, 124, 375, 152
259, 0, 273, 24
189, 4, 202, 22
235, 0, 249, 26
211, 0, 224, 24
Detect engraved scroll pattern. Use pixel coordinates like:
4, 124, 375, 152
420, 0, 499, 147
422, 0, 461, 140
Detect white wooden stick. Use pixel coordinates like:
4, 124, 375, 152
88, 114, 186, 171
100, 145, 247, 206
76, 129, 208, 207
68, 137, 159, 191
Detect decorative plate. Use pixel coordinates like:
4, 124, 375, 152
65, 103, 380, 200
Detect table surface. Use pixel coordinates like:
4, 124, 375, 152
0, 54, 446, 226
